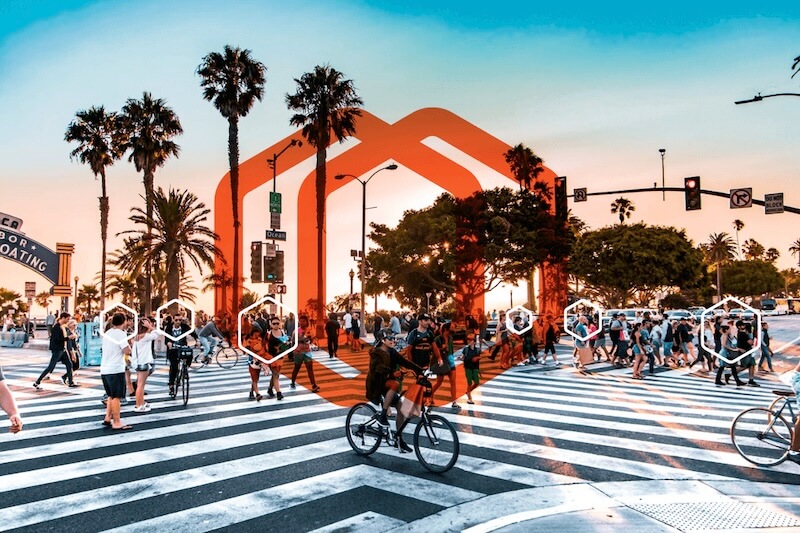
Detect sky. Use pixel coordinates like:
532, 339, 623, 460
0, 0, 799, 317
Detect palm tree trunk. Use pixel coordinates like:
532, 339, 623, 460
167, 257, 181, 304
315, 146, 327, 339
144, 169, 155, 316
99, 169, 109, 310
228, 117, 241, 322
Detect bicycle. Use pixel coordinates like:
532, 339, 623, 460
190, 340, 243, 371
345, 373, 460, 473
173, 347, 193, 406
730, 389, 796, 466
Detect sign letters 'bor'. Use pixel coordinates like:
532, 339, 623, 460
0, 228, 59, 283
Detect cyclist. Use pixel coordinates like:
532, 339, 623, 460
165, 315, 197, 399
366, 329, 424, 453
788, 358, 800, 464
197, 317, 225, 364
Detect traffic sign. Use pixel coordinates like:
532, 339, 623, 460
269, 192, 282, 214
24, 281, 35, 298
764, 192, 784, 214
270, 212, 281, 229
729, 188, 752, 209
574, 188, 587, 202
265, 243, 277, 258
265, 230, 287, 241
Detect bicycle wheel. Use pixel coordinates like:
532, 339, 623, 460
414, 413, 460, 473
215, 347, 240, 369
181, 365, 190, 406
345, 402, 382, 456
767, 398, 793, 444
189, 353, 208, 372
730, 407, 792, 466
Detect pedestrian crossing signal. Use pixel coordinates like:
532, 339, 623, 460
684, 176, 701, 211
250, 242, 263, 283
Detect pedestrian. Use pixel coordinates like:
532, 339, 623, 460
405, 313, 440, 370
630, 322, 647, 379
325, 313, 340, 358
715, 325, 744, 386
130, 317, 159, 413
758, 322, 774, 372
65, 318, 81, 376
736, 320, 759, 387
33, 312, 76, 389
650, 319, 664, 366
264, 317, 289, 400
343, 309, 353, 347
372, 312, 384, 339
0, 364, 23, 433
101, 313, 133, 430
389, 312, 401, 336
243, 330, 266, 401
45, 311, 55, 338
461, 334, 481, 404
540, 314, 561, 365
165, 314, 197, 399
351, 312, 363, 351
431, 322, 460, 410
290, 315, 320, 393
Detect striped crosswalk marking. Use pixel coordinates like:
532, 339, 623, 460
0, 353, 797, 531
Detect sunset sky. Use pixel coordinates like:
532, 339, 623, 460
1, 1, 798, 317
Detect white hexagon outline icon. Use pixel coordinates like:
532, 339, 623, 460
563, 299, 603, 342
155, 299, 196, 342
238, 296, 298, 365
99, 302, 138, 345
700, 296, 761, 365
505, 305, 534, 336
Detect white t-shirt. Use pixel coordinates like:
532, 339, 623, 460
343, 313, 352, 329
101, 327, 128, 375
131, 331, 160, 367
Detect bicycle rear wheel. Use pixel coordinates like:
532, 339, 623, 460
730, 407, 791, 466
181, 365, 190, 406
215, 347, 240, 369
345, 402, 382, 456
414, 413, 459, 473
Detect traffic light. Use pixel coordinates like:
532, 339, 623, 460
250, 242, 263, 283
555, 176, 567, 221
274, 250, 285, 283
684, 176, 701, 211
264, 254, 277, 282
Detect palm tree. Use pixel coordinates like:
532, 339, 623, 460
286, 64, 364, 335
742, 238, 765, 261
765, 247, 780, 264
610, 197, 635, 224
105, 271, 139, 308
151, 264, 198, 307
76, 284, 100, 317
732, 219, 744, 259
504, 144, 543, 191
35, 292, 52, 315
65, 106, 125, 309
197, 45, 266, 321
118, 187, 221, 307
790, 239, 800, 267
120, 92, 183, 316
704, 232, 736, 301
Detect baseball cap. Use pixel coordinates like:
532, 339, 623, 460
418, 313, 432, 321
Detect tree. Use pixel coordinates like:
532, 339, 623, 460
105, 271, 139, 308
720, 260, 784, 298
568, 223, 707, 308
702, 232, 736, 302
503, 143, 543, 191
765, 247, 780, 264
732, 219, 744, 259
742, 238, 765, 261
790, 238, 800, 267
197, 45, 266, 321
65, 106, 125, 309
117, 188, 221, 307
660, 293, 692, 310
286, 65, 363, 335
34, 291, 52, 314
76, 284, 100, 317
781, 268, 800, 295
792, 53, 799, 80
120, 92, 183, 316
610, 197, 635, 224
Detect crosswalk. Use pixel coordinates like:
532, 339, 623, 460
1, 350, 798, 531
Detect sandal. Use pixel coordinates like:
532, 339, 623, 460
111, 425, 133, 431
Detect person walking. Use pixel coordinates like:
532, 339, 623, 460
540, 314, 561, 365
343, 309, 353, 347
264, 318, 289, 400
0, 364, 23, 433
351, 312, 363, 351
33, 312, 76, 389
758, 322, 775, 373
290, 315, 320, 393
45, 312, 55, 338
431, 322, 460, 410
130, 317, 159, 413
461, 334, 481, 404
715, 325, 745, 387
101, 313, 133, 430
325, 313, 340, 358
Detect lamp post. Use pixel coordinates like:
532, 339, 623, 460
335, 163, 399, 336
426, 292, 432, 312
658, 148, 666, 201
349, 269, 354, 302
73, 276, 79, 315
735, 92, 800, 105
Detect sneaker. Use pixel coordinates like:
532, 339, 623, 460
68, 383, 79, 388
120, 397, 129, 405
248, 390, 255, 401
378, 411, 390, 427
276, 392, 284, 401
290, 382, 296, 390
748, 380, 760, 387
33, 382, 42, 390
61, 375, 68, 385
133, 404, 151, 413
256, 394, 263, 402
788, 452, 800, 464
554, 361, 562, 366
397, 437, 413, 453
267, 388, 275, 399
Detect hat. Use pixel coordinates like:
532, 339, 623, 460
680, 316, 688, 321
418, 313, 432, 320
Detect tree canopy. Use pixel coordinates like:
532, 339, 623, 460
718, 260, 784, 298
568, 223, 707, 307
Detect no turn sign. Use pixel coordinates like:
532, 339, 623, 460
729, 188, 752, 209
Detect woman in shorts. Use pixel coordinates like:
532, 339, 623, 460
130, 317, 160, 413
431, 322, 460, 410
461, 334, 481, 404
264, 318, 290, 400
291, 315, 320, 393
244, 330, 267, 401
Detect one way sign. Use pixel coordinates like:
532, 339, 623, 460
729, 188, 752, 209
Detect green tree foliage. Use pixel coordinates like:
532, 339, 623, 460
610, 197, 635, 224
781, 268, 800, 295
569, 223, 707, 308
719, 260, 784, 297
368, 187, 572, 310
742, 238, 765, 260
660, 293, 692, 310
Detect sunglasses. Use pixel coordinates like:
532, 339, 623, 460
384, 337, 397, 342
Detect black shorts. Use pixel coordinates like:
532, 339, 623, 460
101, 372, 126, 399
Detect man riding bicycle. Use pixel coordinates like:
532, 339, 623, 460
366, 329, 424, 453
196, 317, 225, 364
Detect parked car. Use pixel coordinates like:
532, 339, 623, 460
664, 309, 691, 321
727, 308, 743, 319
740, 309, 756, 321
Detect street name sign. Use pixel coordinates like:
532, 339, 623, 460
729, 188, 752, 209
265, 230, 287, 241
269, 192, 282, 214
764, 193, 784, 214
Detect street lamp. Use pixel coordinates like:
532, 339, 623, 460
735, 92, 800, 105
349, 269, 354, 301
426, 292, 432, 312
335, 163, 399, 336
658, 148, 666, 201
73, 276, 79, 315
